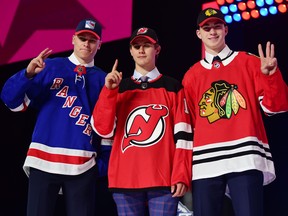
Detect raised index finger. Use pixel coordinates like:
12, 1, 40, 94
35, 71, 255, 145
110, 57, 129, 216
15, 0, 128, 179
112, 59, 118, 71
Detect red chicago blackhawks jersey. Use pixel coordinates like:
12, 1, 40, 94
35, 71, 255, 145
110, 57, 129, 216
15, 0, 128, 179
182, 46, 288, 186
91, 74, 193, 192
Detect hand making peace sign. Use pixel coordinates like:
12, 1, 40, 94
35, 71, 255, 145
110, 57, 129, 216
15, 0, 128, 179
26, 48, 53, 78
258, 41, 278, 75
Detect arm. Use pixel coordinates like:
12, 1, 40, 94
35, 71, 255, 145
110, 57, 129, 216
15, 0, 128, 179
25, 48, 52, 78
171, 88, 193, 197
258, 42, 288, 113
90, 59, 123, 137
96, 138, 113, 178
1, 48, 52, 111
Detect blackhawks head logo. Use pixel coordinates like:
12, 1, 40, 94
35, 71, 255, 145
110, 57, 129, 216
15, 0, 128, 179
199, 80, 246, 123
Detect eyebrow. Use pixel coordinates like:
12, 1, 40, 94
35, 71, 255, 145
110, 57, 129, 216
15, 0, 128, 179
77, 35, 97, 42
202, 22, 224, 27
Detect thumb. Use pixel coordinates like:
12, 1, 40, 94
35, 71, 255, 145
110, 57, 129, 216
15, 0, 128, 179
171, 185, 176, 194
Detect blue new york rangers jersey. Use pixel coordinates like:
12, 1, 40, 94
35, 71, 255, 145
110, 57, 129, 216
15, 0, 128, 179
1, 56, 108, 176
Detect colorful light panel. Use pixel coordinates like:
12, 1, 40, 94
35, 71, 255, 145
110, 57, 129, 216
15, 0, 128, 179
216, 0, 288, 23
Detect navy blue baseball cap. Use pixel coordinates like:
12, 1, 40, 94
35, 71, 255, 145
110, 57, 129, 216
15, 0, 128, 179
75, 19, 102, 40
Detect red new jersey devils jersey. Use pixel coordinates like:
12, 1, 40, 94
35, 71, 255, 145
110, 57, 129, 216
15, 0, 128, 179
91, 74, 193, 192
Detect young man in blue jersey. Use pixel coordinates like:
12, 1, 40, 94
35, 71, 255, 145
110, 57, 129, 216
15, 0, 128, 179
1, 18, 111, 216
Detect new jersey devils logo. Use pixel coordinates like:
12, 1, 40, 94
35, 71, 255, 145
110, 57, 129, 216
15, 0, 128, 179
121, 104, 169, 152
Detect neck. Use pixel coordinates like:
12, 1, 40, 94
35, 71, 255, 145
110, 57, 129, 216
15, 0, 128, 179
135, 64, 156, 75
205, 44, 226, 56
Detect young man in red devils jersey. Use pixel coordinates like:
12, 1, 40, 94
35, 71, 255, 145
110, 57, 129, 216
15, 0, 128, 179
91, 27, 193, 216
182, 7, 288, 216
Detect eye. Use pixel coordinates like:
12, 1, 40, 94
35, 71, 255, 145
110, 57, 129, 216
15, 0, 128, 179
77, 36, 97, 44
202, 27, 211, 32
78, 36, 87, 42
144, 44, 153, 48
133, 45, 141, 49
214, 24, 223, 29
202, 24, 224, 32
88, 39, 97, 44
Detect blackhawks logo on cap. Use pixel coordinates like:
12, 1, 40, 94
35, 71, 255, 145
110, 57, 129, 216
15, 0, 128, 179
205, 8, 219, 17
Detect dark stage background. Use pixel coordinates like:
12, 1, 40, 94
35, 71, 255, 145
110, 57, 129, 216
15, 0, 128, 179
1, 1, 287, 215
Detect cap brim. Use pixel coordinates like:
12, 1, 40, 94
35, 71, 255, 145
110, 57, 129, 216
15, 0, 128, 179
199, 17, 226, 27
130, 36, 157, 44
75, 30, 100, 40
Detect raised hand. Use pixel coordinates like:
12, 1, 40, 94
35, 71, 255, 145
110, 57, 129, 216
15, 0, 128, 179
105, 59, 123, 89
26, 48, 53, 78
258, 41, 277, 75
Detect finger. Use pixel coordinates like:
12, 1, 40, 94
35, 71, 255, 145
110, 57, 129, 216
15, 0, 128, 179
112, 59, 118, 71
258, 44, 264, 59
35, 48, 52, 65
172, 185, 184, 197
110, 71, 122, 82
39, 48, 52, 59
35, 56, 45, 67
180, 185, 186, 195
114, 73, 122, 84
270, 43, 275, 58
42, 49, 52, 60
266, 41, 271, 58
171, 185, 176, 194
116, 72, 122, 82
112, 72, 123, 84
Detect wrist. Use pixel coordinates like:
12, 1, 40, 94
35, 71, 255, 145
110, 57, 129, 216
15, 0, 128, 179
25, 70, 36, 79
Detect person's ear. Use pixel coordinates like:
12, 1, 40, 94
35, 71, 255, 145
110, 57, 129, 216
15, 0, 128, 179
72, 35, 76, 45
97, 41, 102, 50
196, 29, 202, 39
156, 45, 161, 55
225, 25, 228, 36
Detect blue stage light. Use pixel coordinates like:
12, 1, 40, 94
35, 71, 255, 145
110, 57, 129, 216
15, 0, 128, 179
215, 0, 286, 23
269, 6, 278, 14
260, 7, 269, 15
229, 4, 238, 12
256, 0, 265, 7
233, 13, 242, 21
220, 6, 229, 14
224, 15, 233, 23
265, 0, 274, 5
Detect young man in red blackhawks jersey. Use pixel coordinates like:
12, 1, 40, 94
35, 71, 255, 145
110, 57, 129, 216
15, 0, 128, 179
91, 27, 193, 216
1, 19, 112, 216
182, 7, 288, 216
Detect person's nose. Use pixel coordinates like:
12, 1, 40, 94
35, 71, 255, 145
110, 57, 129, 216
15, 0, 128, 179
139, 45, 145, 53
209, 27, 217, 33
82, 39, 89, 46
